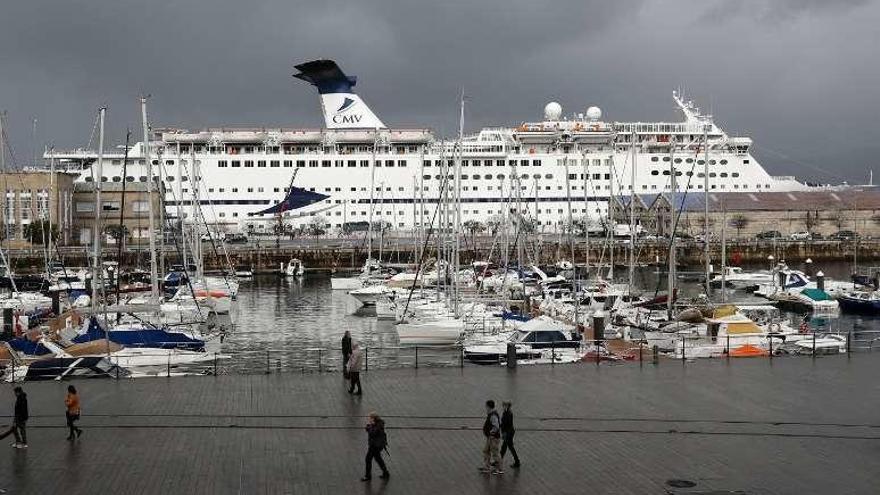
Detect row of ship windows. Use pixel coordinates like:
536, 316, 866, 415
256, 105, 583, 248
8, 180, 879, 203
650, 170, 740, 178
216, 159, 409, 168
132, 156, 744, 168
650, 157, 748, 165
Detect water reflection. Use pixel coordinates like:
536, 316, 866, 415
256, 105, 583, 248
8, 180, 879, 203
216, 261, 880, 373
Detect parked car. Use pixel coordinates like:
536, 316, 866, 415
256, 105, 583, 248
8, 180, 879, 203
790, 231, 811, 241
224, 233, 249, 244
830, 230, 858, 241
809, 232, 824, 240
756, 230, 783, 240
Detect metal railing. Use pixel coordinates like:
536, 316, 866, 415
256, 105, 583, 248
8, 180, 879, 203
3, 331, 878, 382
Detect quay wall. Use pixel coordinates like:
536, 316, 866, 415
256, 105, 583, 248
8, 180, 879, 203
5, 237, 878, 273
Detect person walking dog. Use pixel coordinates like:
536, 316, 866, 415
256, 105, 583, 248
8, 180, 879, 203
361, 412, 390, 481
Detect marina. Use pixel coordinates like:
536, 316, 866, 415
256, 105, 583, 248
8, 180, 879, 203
1, 2, 879, 491
2, 354, 880, 494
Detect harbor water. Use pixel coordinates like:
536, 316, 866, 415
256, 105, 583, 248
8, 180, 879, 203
211, 260, 880, 374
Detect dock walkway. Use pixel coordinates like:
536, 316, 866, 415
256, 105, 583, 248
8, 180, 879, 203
1, 356, 879, 494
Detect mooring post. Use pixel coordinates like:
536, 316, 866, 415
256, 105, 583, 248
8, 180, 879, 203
415, 346, 419, 369
812, 332, 817, 358
652, 344, 659, 365
214, 352, 218, 376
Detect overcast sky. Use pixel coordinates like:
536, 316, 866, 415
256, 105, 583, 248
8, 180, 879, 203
1, 0, 878, 183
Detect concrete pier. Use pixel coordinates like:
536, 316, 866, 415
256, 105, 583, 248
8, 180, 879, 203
1, 355, 879, 494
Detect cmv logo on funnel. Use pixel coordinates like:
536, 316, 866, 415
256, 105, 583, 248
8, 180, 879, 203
332, 97, 363, 124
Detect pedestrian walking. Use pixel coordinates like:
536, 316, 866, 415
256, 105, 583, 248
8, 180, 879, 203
361, 412, 390, 481
0, 387, 28, 449
500, 401, 521, 468
480, 399, 502, 475
347, 343, 363, 395
65, 385, 83, 440
342, 331, 353, 378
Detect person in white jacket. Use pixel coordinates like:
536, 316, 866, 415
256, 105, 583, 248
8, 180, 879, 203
347, 343, 364, 395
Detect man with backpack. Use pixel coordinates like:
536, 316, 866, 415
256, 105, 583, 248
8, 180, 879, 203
480, 399, 503, 475
361, 412, 390, 481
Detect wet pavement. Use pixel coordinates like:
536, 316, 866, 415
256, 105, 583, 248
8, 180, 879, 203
1, 354, 879, 494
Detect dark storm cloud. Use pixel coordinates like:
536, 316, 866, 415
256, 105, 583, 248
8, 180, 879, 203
0, 0, 878, 183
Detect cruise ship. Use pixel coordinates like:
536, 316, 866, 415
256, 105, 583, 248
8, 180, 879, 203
47, 59, 806, 238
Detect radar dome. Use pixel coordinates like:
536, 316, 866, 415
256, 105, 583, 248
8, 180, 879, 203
544, 102, 562, 121
586, 106, 602, 121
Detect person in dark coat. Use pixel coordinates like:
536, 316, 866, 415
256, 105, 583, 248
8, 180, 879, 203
361, 412, 390, 481
342, 331, 353, 377
0, 387, 28, 448
500, 401, 521, 468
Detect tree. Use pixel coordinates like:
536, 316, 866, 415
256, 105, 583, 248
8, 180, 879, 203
103, 224, 130, 245
463, 219, 485, 251
803, 211, 819, 233
828, 209, 847, 231
729, 214, 749, 238
23, 219, 59, 245
486, 215, 504, 236
307, 215, 327, 238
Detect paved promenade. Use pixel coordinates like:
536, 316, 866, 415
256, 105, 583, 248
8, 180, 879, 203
1, 355, 879, 494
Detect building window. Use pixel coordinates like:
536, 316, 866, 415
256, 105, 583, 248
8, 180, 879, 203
271, 160, 280, 168
231, 161, 241, 168
218, 160, 228, 168
102, 201, 121, 212
245, 161, 254, 168
132, 200, 149, 213
258, 160, 266, 167
76, 202, 95, 213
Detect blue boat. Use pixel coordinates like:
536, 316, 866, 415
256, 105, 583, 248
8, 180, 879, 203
73, 317, 206, 351
838, 291, 880, 315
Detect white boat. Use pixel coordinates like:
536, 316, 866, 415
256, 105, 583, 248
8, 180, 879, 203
396, 319, 464, 345
348, 284, 388, 306
709, 266, 773, 288
285, 258, 304, 277
234, 266, 254, 278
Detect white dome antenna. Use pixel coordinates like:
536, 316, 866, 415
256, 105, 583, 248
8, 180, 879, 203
544, 102, 562, 121
586, 106, 602, 121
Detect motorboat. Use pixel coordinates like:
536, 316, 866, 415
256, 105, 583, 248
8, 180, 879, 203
396, 318, 464, 345
348, 284, 388, 306
284, 258, 305, 277
838, 290, 880, 315
464, 324, 581, 364
234, 266, 254, 278
709, 266, 773, 289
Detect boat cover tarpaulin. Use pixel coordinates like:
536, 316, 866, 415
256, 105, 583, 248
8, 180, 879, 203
801, 288, 832, 301
250, 187, 329, 216
515, 315, 574, 332
73, 317, 206, 351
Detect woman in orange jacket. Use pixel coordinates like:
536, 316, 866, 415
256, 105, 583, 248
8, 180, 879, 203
65, 385, 83, 440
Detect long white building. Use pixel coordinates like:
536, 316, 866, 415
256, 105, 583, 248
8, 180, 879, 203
46, 59, 805, 241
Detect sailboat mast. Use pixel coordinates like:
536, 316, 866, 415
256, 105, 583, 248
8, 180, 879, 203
607, 155, 614, 280
564, 153, 578, 326
703, 124, 710, 296
454, 93, 464, 315
667, 144, 676, 319
367, 130, 377, 264
177, 147, 186, 268
91, 107, 106, 312
141, 97, 159, 302
628, 131, 636, 294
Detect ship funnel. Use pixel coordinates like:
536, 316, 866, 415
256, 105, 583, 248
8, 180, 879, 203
293, 60, 386, 130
